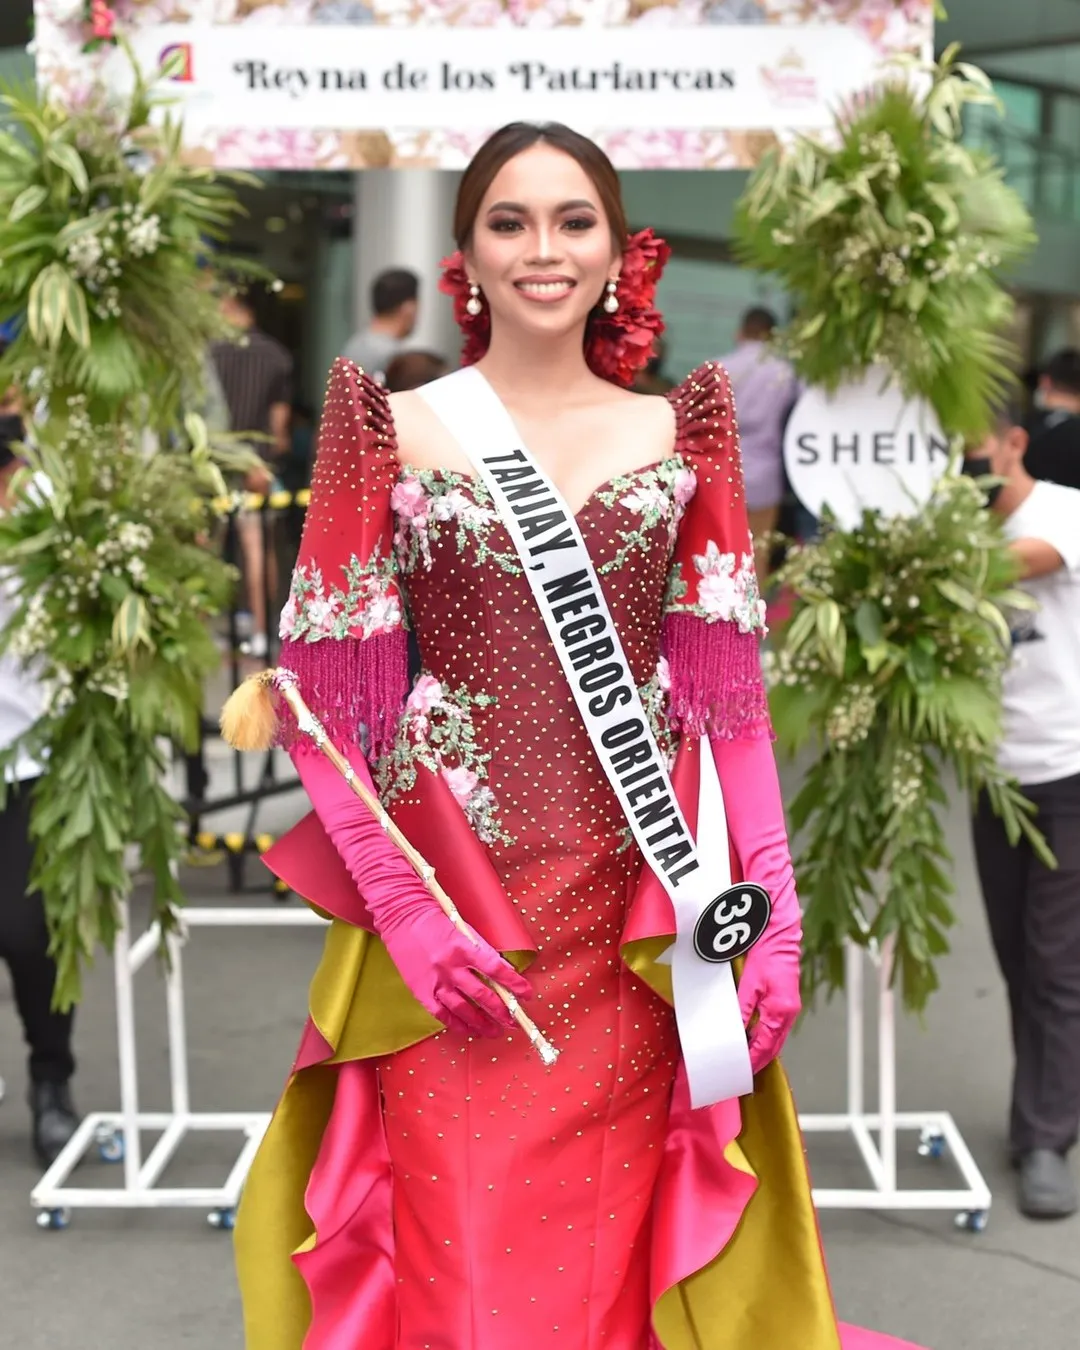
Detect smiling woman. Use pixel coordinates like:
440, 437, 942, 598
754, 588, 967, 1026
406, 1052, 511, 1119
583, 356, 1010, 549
439, 122, 668, 388
228, 121, 927, 1350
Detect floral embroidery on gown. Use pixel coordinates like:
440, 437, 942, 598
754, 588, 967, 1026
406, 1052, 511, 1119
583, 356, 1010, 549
238, 359, 925, 1350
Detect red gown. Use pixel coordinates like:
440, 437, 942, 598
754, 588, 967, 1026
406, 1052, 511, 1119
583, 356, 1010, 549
236, 359, 925, 1350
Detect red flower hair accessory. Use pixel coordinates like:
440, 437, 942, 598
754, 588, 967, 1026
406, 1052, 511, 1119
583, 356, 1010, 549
439, 252, 491, 371
438, 227, 671, 388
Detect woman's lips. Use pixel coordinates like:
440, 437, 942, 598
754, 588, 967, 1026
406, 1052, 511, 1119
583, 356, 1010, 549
514, 278, 577, 303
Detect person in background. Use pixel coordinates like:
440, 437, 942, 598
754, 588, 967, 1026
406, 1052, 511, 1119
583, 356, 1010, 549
0, 366, 80, 1165
277, 401, 317, 568
280, 400, 316, 498
200, 349, 231, 438
1024, 347, 1080, 491
967, 402, 1080, 1220
383, 349, 450, 394
210, 289, 294, 659
719, 306, 799, 576
342, 268, 420, 384
632, 336, 675, 395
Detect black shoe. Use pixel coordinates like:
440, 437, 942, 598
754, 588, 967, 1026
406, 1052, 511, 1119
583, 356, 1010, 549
29, 1081, 80, 1167
1017, 1148, 1079, 1219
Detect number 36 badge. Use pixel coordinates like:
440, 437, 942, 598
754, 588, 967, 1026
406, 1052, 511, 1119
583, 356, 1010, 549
693, 885, 771, 964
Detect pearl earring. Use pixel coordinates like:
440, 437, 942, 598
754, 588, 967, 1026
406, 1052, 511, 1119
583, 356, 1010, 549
603, 279, 619, 314
466, 282, 483, 317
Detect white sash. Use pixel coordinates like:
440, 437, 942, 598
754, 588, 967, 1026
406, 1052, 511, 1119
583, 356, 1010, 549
417, 366, 756, 1107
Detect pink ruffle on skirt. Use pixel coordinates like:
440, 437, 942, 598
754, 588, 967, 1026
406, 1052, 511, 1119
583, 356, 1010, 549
839, 1327, 928, 1349
295, 1059, 928, 1350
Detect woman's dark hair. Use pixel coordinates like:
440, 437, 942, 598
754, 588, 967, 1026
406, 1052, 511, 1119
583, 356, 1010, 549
453, 123, 628, 252
384, 349, 451, 393
371, 268, 420, 317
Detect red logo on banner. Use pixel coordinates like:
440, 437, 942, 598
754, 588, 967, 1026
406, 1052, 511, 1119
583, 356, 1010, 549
160, 43, 195, 83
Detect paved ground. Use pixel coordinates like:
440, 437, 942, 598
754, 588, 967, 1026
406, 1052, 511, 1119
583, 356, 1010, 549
0, 737, 1077, 1350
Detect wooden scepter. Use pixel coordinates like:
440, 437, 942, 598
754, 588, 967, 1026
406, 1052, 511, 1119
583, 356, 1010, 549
220, 668, 558, 1067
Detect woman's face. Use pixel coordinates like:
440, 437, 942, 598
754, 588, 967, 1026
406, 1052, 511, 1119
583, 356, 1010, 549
465, 143, 621, 347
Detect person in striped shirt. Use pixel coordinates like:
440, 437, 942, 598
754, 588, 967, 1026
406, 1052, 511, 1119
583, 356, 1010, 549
211, 290, 294, 658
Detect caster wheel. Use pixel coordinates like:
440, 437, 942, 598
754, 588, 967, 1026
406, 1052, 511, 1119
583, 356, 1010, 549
208, 1208, 236, 1231
917, 1127, 947, 1160
96, 1129, 124, 1164
36, 1208, 71, 1231
954, 1209, 988, 1233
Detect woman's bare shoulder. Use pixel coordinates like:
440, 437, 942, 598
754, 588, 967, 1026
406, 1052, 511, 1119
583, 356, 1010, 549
386, 388, 427, 443
605, 384, 677, 444
387, 388, 472, 473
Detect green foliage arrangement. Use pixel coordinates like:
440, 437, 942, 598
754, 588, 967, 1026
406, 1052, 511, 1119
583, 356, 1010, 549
733, 47, 1035, 440
0, 52, 263, 1006
0, 51, 257, 427
0, 413, 234, 1000
733, 48, 1048, 1013
768, 474, 1051, 1013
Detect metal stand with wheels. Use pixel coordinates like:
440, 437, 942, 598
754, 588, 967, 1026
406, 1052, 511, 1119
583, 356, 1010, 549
797, 940, 993, 1232
30, 900, 325, 1231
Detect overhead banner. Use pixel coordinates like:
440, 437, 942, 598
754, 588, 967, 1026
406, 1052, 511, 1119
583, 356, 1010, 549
33, 2, 934, 170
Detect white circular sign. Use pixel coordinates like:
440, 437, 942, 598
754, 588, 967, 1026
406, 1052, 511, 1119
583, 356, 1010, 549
783, 367, 949, 530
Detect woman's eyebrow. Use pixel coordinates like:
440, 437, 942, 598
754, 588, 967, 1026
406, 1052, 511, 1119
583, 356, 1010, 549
485, 198, 598, 214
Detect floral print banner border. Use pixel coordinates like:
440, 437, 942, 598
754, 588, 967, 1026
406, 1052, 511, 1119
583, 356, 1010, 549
34, 1, 934, 169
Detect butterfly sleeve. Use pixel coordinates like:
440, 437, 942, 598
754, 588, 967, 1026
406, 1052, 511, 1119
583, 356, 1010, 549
663, 361, 772, 741
277, 358, 408, 758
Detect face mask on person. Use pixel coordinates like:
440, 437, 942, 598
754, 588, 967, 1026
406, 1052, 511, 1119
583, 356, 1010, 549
960, 455, 1005, 508
0, 412, 24, 471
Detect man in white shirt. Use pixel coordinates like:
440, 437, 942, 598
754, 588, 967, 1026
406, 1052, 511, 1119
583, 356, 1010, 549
0, 387, 80, 1165
969, 402, 1080, 1219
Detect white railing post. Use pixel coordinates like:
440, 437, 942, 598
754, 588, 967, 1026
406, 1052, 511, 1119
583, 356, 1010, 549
797, 940, 992, 1229
113, 901, 143, 1185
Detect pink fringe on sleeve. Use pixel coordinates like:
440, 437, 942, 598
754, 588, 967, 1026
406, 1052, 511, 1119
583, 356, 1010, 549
661, 611, 772, 741
278, 632, 408, 760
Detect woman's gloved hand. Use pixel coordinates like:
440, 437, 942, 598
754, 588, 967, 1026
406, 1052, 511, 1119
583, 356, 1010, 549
292, 742, 533, 1039
707, 732, 802, 1074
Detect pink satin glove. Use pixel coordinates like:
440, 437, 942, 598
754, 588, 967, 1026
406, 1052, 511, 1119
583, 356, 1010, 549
291, 743, 533, 1039
708, 732, 802, 1075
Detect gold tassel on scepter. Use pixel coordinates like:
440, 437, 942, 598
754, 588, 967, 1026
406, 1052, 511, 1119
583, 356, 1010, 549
220, 669, 559, 1066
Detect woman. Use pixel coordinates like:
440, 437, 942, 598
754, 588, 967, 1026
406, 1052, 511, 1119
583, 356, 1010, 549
229, 124, 923, 1350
